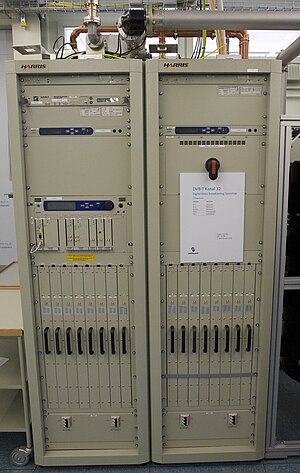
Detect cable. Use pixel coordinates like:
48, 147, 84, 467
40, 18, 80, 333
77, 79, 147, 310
52, 35, 63, 54
121, 37, 146, 57
209, 0, 224, 54
30, 223, 43, 254
55, 42, 77, 59
200, 0, 207, 58
104, 53, 125, 59
201, 45, 223, 59
65, 51, 85, 59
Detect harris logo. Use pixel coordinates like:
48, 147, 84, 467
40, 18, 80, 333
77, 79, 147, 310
163, 62, 189, 68
20, 64, 46, 70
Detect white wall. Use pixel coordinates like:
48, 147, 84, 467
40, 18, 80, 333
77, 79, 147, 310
0, 29, 17, 264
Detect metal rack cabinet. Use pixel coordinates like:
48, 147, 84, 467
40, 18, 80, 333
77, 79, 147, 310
146, 59, 282, 463
6, 59, 149, 467
266, 116, 300, 458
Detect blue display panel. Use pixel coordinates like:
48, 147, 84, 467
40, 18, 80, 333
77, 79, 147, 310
44, 200, 114, 211
175, 126, 229, 135
39, 127, 94, 136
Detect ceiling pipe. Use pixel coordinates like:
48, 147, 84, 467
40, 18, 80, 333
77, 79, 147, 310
277, 35, 300, 67
149, 10, 300, 32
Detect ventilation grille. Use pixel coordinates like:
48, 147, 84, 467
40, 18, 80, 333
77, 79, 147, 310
179, 140, 246, 146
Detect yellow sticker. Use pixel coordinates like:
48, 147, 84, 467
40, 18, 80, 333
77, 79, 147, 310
66, 254, 96, 263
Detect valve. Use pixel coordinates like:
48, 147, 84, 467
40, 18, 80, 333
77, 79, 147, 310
205, 158, 220, 180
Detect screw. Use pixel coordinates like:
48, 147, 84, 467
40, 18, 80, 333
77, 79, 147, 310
262, 142, 266, 146
127, 142, 131, 147
24, 143, 28, 147
128, 185, 132, 189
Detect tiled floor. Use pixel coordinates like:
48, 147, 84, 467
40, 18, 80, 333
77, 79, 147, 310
1, 433, 300, 473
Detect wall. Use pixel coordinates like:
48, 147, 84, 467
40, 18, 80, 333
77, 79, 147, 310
0, 29, 17, 265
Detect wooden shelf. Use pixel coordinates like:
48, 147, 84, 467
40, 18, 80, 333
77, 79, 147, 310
0, 390, 26, 432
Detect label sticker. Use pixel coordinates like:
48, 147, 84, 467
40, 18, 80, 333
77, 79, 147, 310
218, 86, 240, 96
102, 107, 123, 117
52, 96, 68, 103
66, 254, 96, 263
240, 86, 262, 96
80, 107, 101, 117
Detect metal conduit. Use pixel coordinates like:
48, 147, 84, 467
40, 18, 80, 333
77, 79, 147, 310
277, 36, 300, 67
150, 10, 300, 32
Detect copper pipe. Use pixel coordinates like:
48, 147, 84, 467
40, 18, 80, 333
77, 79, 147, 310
70, 25, 249, 59
158, 32, 166, 59
226, 30, 249, 59
70, 26, 217, 50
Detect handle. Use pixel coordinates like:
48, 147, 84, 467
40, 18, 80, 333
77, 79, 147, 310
214, 325, 219, 353
66, 327, 72, 355
99, 327, 105, 354
205, 158, 220, 180
55, 327, 62, 355
246, 324, 252, 352
181, 326, 186, 353
235, 324, 241, 352
122, 327, 127, 354
192, 325, 197, 353
225, 325, 230, 353
111, 327, 116, 355
88, 327, 94, 355
77, 327, 83, 355
203, 325, 208, 353
44, 327, 51, 355
170, 325, 175, 354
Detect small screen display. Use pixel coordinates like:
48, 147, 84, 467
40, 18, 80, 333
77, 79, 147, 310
46, 201, 76, 211
42, 128, 62, 135
176, 127, 199, 134
97, 97, 119, 103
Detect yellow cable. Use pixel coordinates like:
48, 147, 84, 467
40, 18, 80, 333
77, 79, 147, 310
104, 54, 124, 59
201, 0, 207, 58
201, 45, 223, 59
66, 53, 80, 59
209, 0, 225, 54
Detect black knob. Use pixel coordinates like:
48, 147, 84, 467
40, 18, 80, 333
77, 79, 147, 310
104, 200, 114, 211
205, 158, 220, 180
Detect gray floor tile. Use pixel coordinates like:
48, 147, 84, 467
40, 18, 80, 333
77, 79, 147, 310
0, 468, 35, 473
150, 462, 265, 473
0, 433, 28, 455
265, 464, 300, 472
